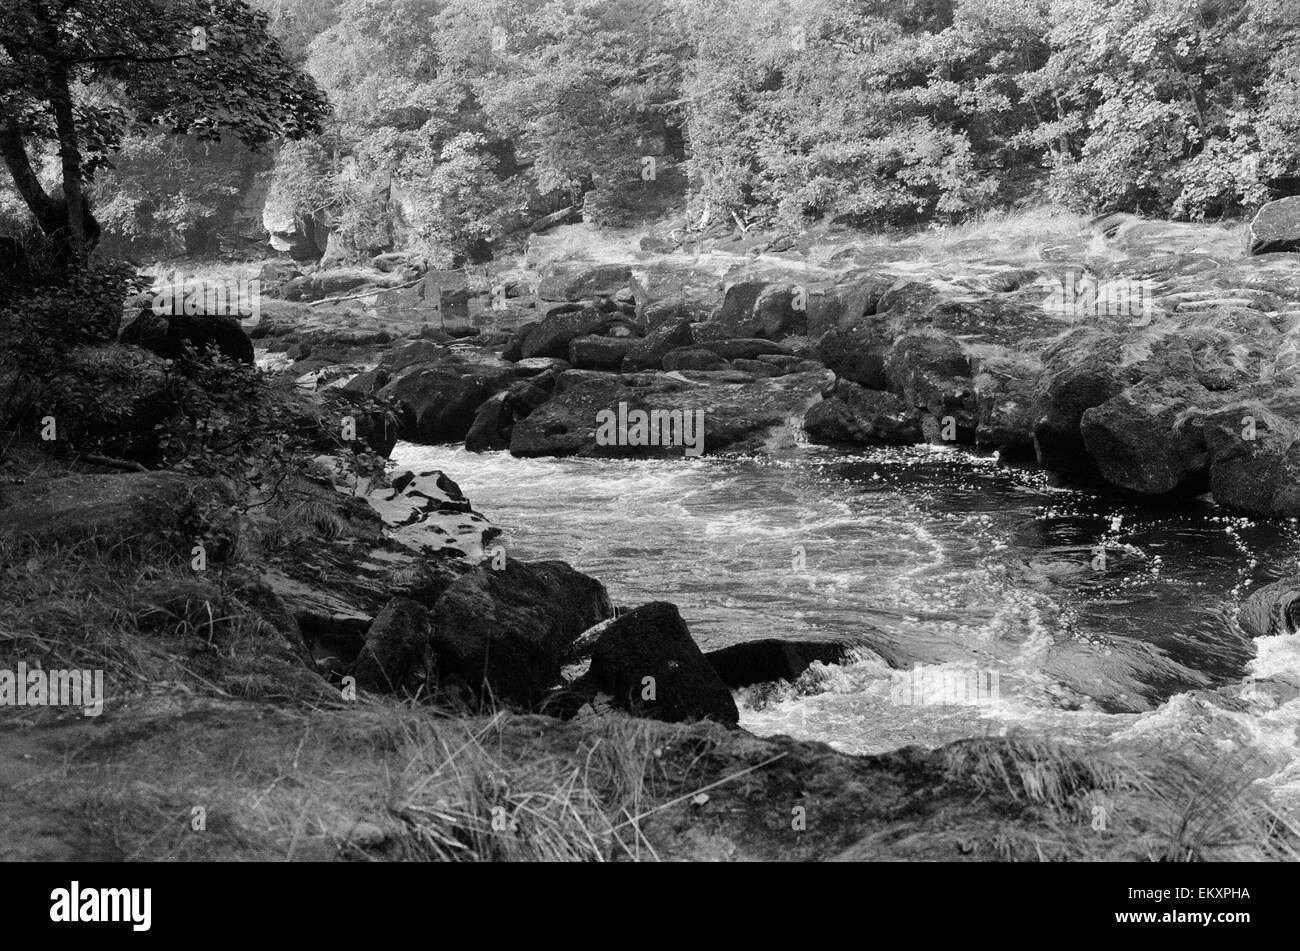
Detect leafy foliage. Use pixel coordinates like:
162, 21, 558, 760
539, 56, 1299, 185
76, 0, 1300, 261
154, 345, 391, 495
0, 0, 329, 263
92, 131, 272, 256
0, 0, 330, 151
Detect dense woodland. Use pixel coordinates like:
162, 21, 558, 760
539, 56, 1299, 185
5, 0, 1300, 267
4, 1, 1300, 867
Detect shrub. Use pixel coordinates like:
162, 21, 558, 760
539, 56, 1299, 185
0, 255, 147, 430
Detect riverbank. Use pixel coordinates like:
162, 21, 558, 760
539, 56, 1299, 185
1, 438, 1296, 861
5, 207, 1300, 860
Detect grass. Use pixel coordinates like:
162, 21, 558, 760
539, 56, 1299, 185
391, 711, 676, 861
1, 697, 760, 862
0, 533, 196, 687
8, 687, 1297, 862
945, 734, 1300, 862
0, 528, 333, 710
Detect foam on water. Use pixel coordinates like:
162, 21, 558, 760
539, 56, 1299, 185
394, 441, 1300, 791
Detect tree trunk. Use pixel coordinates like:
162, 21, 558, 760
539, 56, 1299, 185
47, 66, 88, 265
0, 116, 60, 236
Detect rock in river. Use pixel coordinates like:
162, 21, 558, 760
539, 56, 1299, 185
587, 602, 739, 724
430, 560, 613, 707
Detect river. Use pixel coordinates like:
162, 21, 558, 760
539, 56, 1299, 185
394, 436, 1300, 795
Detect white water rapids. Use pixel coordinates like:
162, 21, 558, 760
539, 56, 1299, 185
394, 439, 1300, 805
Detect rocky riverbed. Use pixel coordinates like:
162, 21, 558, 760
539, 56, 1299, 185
4, 210, 1300, 860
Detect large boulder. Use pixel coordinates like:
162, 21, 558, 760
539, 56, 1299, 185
886, 331, 968, 389
430, 560, 613, 706
465, 393, 514, 453
886, 332, 977, 442
587, 602, 739, 724
380, 364, 515, 444
350, 598, 433, 692
972, 356, 1039, 453
804, 381, 924, 445
711, 282, 768, 335
1247, 197, 1300, 256
569, 335, 639, 371
805, 276, 892, 338
1203, 405, 1300, 517
750, 284, 809, 339
1080, 387, 1209, 495
316, 388, 399, 457
510, 373, 688, 458
621, 320, 695, 371
817, 324, 892, 389
628, 264, 722, 310
504, 378, 555, 417
711, 283, 807, 339
519, 307, 608, 360
120, 307, 254, 364
1032, 330, 1125, 473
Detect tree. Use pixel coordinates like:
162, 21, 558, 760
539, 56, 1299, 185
680, 0, 997, 229
0, 0, 328, 266
1022, 0, 1300, 218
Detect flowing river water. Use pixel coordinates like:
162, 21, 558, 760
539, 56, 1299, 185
394, 434, 1300, 799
